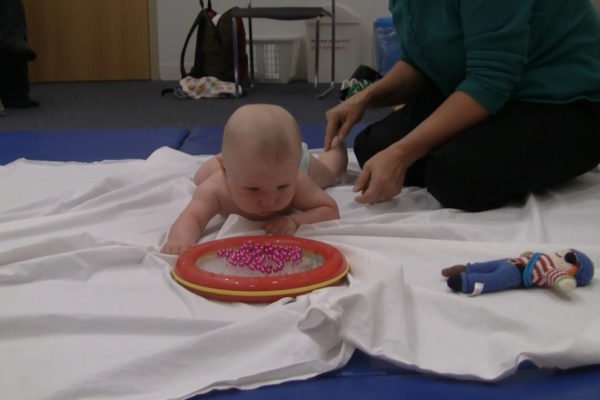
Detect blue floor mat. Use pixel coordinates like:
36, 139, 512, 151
198, 350, 600, 400
179, 123, 368, 155
0, 127, 189, 164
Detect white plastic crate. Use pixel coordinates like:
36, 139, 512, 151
251, 36, 301, 84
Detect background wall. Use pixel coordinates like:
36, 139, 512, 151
156, 0, 390, 81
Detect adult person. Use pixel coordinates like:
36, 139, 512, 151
324, 0, 600, 211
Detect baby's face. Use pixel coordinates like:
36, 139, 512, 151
224, 156, 299, 217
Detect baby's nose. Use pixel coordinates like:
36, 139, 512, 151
259, 195, 276, 206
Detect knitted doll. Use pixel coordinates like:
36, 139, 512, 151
441, 249, 594, 296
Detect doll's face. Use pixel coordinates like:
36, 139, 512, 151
549, 249, 579, 276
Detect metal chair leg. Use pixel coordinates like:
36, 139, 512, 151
248, 17, 255, 88
331, 0, 336, 84
233, 17, 240, 97
317, 1, 336, 99
313, 17, 320, 90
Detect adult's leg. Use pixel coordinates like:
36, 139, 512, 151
0, 0, 36, 61
0, 57, 38, 108
353, 83, 445, 187
426, 101, 600, 211
0, 0, 38, 107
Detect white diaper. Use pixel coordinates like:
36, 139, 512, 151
299, 142, 310, 174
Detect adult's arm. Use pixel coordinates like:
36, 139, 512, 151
323, 60, 428, 150
353, 90, 490, 204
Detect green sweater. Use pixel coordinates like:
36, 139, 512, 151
389, 0, 600, 113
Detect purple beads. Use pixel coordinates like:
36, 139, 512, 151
217, 240, 303, 274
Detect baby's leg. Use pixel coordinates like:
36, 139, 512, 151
308, 137, 348, 188
193, 155, 221, 185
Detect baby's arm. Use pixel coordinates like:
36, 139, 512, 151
263, 173, 339, 235
162, 182, 221, 255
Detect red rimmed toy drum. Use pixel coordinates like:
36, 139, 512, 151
171, 235, 349, 302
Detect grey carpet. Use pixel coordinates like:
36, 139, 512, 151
0, 80, 389, 132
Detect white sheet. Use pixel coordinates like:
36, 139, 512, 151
1, 147, 599, 400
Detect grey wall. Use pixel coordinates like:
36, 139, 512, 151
156, 0, 600, 82
156, 0, 390, 81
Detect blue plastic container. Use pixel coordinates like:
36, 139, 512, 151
373, 17, 402, 75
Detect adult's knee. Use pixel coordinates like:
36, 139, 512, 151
425, 155, 519, 212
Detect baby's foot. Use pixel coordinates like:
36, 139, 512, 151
328, 135, 348, 178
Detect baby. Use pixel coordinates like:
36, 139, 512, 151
161, 104, 348, 255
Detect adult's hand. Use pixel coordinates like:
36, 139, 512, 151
324, 96, 367, 150
352, 145, 411, 204
323, 61, 427, 151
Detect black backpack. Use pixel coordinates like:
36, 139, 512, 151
181, 0, 248, 83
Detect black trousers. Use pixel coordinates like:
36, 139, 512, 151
0, 58, 31, 104
354, 84, 600, 211
0, 0, 32, 104
0, 0, 28, 41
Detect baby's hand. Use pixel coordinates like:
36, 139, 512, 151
262, 215, 298, 236
161, 241, 193, 255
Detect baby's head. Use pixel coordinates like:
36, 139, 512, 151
220, 104, 303, 216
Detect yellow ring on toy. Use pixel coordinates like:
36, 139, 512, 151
171, 263, 350, 297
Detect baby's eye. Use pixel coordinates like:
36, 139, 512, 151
245, 187, 260, 192
277, 184, 290, 190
